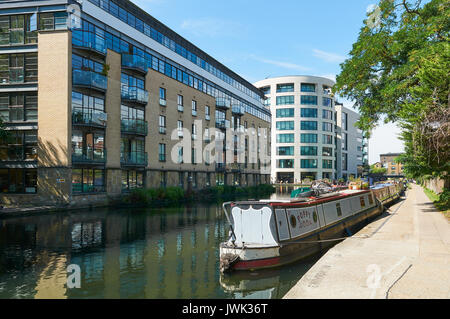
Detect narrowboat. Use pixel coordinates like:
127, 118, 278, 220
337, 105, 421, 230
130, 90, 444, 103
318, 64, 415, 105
219, 181, 404, 273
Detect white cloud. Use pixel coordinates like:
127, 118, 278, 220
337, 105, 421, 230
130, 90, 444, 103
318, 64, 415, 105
312, 49, 346, 63
250, 55, 312, 72
180, 18, 241, 37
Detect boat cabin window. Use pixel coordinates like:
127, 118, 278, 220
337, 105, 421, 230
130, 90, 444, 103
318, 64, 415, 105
360, 196, 366, 208
336, 202, 342, 217
368, 194, 374, 205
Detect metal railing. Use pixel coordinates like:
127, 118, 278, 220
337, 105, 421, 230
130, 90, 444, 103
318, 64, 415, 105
121, 118, 148, 135
72, 148, 106, 164
72, 30, 107, 55
72, 109, 107, 127
73, 69, 107, 91
121, 86, 149, 104
122, 53, 148, 73
121, 151, 148, 166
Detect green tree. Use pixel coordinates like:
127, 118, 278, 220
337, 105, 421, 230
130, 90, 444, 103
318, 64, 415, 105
335, 0, 449, 178
370, 165, 387, 175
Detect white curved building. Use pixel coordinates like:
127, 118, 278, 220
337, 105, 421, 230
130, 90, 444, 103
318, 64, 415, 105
254, 76, 337, 183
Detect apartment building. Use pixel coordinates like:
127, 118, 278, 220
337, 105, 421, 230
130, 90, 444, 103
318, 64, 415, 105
0, 0, 271, 206
255, 76, 367, 183
380, 153, 404, 177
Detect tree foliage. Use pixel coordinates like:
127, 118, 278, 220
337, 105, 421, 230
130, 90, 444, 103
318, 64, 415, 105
335, 0, 450, 178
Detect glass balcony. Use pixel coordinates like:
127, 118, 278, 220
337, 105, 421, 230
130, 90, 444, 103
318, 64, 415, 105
122, 53, 148, 74
73, 69, 107, 91
232, 105, 245, 115
216, 98, 231, 110
121, 118, 148, 136
72, 30, 107, 55
215, 119, 230, 130
121, 86, 149, 105
0, 146, 37, 161
72, 148, 106, 164
72, 109, 107, 127
121, 151, 148, 166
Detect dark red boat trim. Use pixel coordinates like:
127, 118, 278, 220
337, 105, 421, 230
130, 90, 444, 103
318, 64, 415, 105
233, 257, 281, 270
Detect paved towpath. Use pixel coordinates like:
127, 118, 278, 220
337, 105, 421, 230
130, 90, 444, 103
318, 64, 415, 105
283, 184, 450, 299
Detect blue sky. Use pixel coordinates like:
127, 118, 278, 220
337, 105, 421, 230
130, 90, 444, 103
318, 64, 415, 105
131, 0, 405, 163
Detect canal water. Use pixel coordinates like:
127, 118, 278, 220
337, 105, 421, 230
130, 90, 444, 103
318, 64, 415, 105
0, 194, 321, 299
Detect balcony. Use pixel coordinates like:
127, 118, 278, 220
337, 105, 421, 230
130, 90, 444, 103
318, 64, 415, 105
73, 69, 107, 92
159, 98, 167, 106
121, 151, 148, 167
216, 98, 231, 110
215, 163, 226, 172
177, 104, 184, 112
121, 86, 149, 105
232, 105, 245, 116
121, 118, 148, 136
72, 149, 106, 164
122, 53, 148, 74
215, 119, 230, 130
72, 30, 107, 56
0, 146, 37, 162
72, 109, 107, 128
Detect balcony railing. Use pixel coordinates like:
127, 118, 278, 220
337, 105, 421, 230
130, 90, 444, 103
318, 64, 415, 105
215, 119, 230, 130
232, 105, 245, 115
177, 105, 184, 112
122, 53, 148, 74
216, 98, 231, 110
215, 163, 226, 171
0, 146, 37, 161
72, 109, 107, 127
121, 86, 149, 104
72, 149, 106, 164
121, 151, 148, 166
73, 69, 107, 91
159, 98, 167, 106
121, 118, 148, 135
72, 30, 107, 55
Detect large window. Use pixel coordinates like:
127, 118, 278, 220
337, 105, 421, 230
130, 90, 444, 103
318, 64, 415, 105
0, 53, 37, 84
301, 146, 318, 156
323, 134, 333, 145
342, 132, 348, 150
159, 115, 166, 134
323, 97, 333, 107
39, 12, 68, 30
277, 146, 294, 156
277, 134, 294, 143
301, 108, 317, 118
301, 83, 315, 92
276, 96, 294, 105
72, 168, 105, 193
301, 133, 317, 143
301, 121, 317, 131
342, 112, 348, 130
0, 130, 37, 161
72, 130, 105, 162
0, 92, 37, 122
322, 122, 333, 132
276, 108, 294, 118
121, 170, 144, 191
277, 159, 294, 168
342, 153, 348, 171
276, 83, 294, 93
0, 14, 37, 46
322, 147, 333, 157
72, 91, 105, 125
323, 110, 333, 120
301, 95, 318, 105
323, 159, 333, 169
261, 86, 270, 95
276, 121, 294, 131
301, 159, 318, 169
159, 143, 166, 162
0, 168, 37, 193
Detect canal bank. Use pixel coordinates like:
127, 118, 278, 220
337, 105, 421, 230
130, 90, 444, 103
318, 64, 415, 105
283, 184, 450, 299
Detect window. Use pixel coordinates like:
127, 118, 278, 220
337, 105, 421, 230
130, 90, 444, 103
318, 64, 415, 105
0, 168, 37, 193
261, 86, 271, 95
323, 110, 333, 120
177, 147, 183, 164
300, 133, 317, 143
342, 132, 348, 150
121, 170, 144, 191
191, 100, 197, 116
301, 108, 317, 118
322, 147, 333, 157
323, 159, 333, 169
159, 143, 166, 162
277, 159, 294, 168
276, 121, 294, 131
205, 105, 210, 120
301, 83, 315, 92
323, 134, 333, 145
277, 146, 294, 156
72, 168, 105, 193
301, 159, 317, 169
301, 146, 317, 156
276, 83, 294, 93
159, 87, 166, 106
0, 53, 37, 84
39, 12, 68, 31
177, 120, 183, 137
0, 14, 37, 46
277, 134, 294, 143
276, 108, 294, 118
0, 92, 37, 122
342, 153, 348, 171
323, 97, 333, 107
276, 95, 294, 105
191, 147, 197, 164
177, 95, 183, 112
159, 115, 166, 134
192, 123, 197, 140
301, 95, 318, 105
342, 112, 348, 130
301, 121, 317, 131
0, 130, 37, 161
322, 122, 333, 132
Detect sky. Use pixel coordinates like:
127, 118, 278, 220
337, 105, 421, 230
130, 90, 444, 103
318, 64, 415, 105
131, 0, 405, 164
